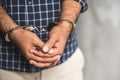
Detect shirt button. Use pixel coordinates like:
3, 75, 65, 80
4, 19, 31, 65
28, 1, 32, 5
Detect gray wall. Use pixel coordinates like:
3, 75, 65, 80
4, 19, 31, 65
76, 0, 120, 80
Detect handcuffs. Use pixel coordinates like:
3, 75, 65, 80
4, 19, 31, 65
4, 19, 76, 42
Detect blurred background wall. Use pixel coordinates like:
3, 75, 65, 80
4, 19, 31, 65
76, 0, 120, 80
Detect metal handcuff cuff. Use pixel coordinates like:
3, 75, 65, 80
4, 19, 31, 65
4, 19, 76, 42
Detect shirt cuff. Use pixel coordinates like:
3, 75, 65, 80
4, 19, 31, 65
76, 0, 88, 13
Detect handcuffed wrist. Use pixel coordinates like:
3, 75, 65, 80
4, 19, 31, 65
4, 25, 41, 42
4, 26, 24, 42
47, 19, 76, 33
58, 19, 76, 32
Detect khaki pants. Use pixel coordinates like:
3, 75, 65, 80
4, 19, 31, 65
0, 48, 84, 80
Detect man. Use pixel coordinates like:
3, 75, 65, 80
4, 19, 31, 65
0, 0, 87, 80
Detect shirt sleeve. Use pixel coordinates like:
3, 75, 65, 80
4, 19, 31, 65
76, 0, 88, 13
0, 0, 2, 5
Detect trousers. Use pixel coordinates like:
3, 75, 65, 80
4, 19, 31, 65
0, 48, 84, 80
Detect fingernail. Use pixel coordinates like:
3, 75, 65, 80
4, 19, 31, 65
29, 49, 33, 53
29, 60, 33, 65
43, 46, 49, 52
49, 49, 54, 54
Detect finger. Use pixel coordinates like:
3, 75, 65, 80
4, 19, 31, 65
54, 40, 66, 55
51, 42, 63, 56
29, 60, 52, 68
48, 48, 54, 54
34, 38, 45, 50
49, 56, 61, 67
29, 49, 54, 58
42, 35, 58, 53
30, 53, 60, 63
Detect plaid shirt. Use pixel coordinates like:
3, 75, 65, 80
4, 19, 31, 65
0, 0, 88, 72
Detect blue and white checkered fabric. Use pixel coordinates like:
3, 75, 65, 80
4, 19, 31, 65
0, 0, 88, 72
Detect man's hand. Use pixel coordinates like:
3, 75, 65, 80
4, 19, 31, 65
29, 22, 72, 67
9, 28, 59, 68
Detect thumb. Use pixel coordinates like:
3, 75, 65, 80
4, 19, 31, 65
35, 39, 45, 50
42, 35, 58, 53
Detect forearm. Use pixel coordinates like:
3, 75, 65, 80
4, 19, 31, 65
0, 6, 17, 33
57, 0, 82, 32
60, 0, 82, 22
